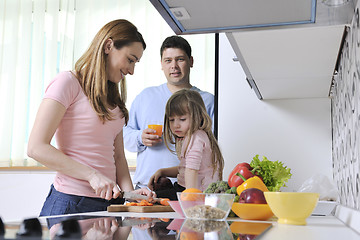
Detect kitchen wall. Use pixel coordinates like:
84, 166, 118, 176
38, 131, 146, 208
0, 171, 55, 222
331, 1, 360, 210
218, 33, 333, 193
0, 171, 136, 222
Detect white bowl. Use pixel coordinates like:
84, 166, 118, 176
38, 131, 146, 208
177, 192, 235, 220
168, 201, 185, 218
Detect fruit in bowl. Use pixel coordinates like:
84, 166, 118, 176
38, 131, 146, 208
177, 192, 235, 220
264, 192, 319, 225
239, 188, 267, 204
231, 202, 274, 220
231, 187, 274, 220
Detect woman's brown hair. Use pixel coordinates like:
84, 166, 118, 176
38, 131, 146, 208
74, 19, 146, 123
163, 89, 224, 179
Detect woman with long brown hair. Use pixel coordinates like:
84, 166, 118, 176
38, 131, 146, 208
28, 19, 154, 216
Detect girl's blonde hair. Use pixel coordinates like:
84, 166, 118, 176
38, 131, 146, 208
164, 89, 224, 179
74, 19, 146, 124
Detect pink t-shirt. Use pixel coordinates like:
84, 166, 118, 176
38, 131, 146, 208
44, 71, 125, 197
177, 130, 220, 191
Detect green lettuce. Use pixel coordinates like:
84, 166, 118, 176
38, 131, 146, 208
250, 155, 292, 192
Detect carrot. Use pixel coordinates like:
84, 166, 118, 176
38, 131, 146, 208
125, 202, 137, 206
159, 198, 170, 206
139, 200, 153, 206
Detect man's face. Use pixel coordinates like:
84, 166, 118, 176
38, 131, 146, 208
161, 48, 193, 87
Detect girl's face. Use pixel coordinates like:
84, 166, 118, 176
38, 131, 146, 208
105, 40, 144, 84
169, 113, 191, 138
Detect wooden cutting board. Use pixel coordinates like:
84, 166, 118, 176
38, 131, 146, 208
107, 204, 174, 212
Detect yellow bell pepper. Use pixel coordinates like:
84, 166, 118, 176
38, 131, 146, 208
236, 176, 269, 196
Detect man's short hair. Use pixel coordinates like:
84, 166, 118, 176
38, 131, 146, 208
160, 36, 192, 59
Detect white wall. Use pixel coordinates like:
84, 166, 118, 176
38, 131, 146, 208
0, 171, 137, 222
0, 171, 55, 222
218, 33, 333, 192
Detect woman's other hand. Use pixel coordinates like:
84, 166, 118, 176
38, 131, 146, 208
133, 188, 156, 200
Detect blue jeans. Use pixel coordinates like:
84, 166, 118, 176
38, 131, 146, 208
40, 185, 124, 217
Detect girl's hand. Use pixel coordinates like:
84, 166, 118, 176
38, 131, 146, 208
88, 171, 121, 200
147, 170, 162, 190
141, 128, 162, 147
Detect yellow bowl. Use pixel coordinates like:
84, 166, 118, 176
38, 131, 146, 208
231, 202, 274, 220
264, 192, 319, 225
230, 221, 272, 235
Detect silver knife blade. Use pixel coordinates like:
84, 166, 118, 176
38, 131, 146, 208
121, 191, 163, 203
121, 191, 150, 201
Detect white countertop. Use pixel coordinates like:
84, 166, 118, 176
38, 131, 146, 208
4, 210, 360, 239
258, 216, 360, 240
41, 211, 360, 239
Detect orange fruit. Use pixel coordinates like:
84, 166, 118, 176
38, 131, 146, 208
148, 124, 163, 137
180, 188, 202, 201
183, 188, 202, 194
180, 232, 202, 240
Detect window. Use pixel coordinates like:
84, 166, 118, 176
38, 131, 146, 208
0, 0, 215, 167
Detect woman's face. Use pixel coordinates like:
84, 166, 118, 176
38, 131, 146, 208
105, 40, 144, 83
168, 113, 191, 138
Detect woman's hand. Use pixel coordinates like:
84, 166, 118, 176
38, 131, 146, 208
141, 128, 162, 147
88, 171, 121, 200
133, 188, 156, 200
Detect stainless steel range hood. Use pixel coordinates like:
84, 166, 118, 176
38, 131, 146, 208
150, 0, 357, 99
150, 0, 316, 34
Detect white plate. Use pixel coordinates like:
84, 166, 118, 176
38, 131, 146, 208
312, 201, 338, 216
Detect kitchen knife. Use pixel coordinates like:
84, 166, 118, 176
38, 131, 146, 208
120, 191, 150, 201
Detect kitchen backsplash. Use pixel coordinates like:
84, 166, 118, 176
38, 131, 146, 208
331, 1, 360, 210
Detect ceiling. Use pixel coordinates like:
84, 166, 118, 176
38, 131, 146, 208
150, 0, 356, 99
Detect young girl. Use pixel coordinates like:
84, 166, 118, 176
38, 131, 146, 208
148, 89, 224, 200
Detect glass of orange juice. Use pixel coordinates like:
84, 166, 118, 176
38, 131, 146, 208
148, 124, 163, 137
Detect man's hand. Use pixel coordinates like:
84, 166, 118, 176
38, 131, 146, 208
141, 128, 162, 147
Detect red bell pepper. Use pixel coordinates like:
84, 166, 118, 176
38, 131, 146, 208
228, 163, 252, 181
228, 163, 260, 188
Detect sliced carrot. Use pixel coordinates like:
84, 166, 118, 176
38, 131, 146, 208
159, 198, 170, 206
125, 202, 138, 206
138, 199, 153, 206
